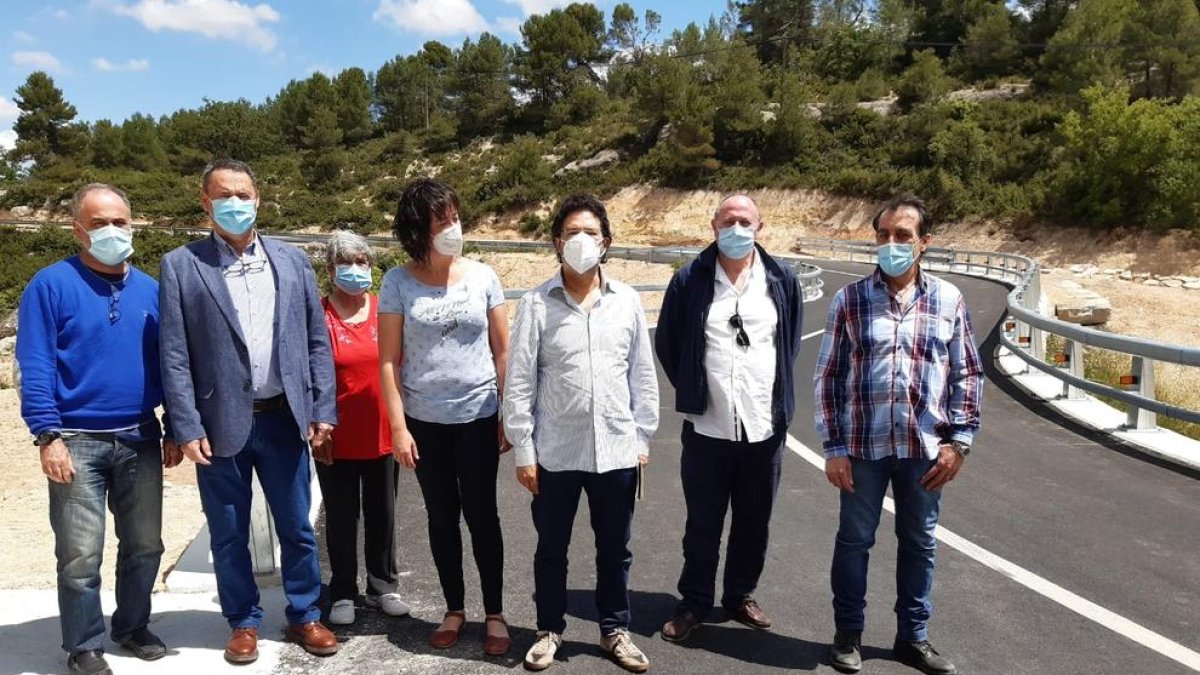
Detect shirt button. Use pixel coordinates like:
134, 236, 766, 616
243, 381, 251, 391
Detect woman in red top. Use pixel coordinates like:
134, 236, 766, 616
314, 230, 409, 626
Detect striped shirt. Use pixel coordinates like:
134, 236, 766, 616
503, 271, 659, 473
214, 233, 282, 399
814, 268, 983, 461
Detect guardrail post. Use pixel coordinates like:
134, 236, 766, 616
248, 475, 277, 575
1125, 357, 1158, 431
1061, 339, 1086, 400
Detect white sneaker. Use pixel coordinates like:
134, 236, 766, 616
601, 629, 650, 673
328, 599, 355, 625
365, 593, 411, 617
524, 631, 562, 671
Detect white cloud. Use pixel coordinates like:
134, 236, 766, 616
105, 0, 281, 52
373, 0, 489, 36
0, 97, 19, 153
11, 51, 66, 73
92, 57, 151, 72
504, 0, 569, 17
495, 16, 523, 35
12, 30, 37, 44
50, 8, 71, 20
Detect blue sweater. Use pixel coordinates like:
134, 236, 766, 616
17, 256, 164, 435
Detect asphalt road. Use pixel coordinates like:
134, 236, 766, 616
280, 261, 1200, 675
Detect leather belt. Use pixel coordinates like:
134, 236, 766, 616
252, 395, 287, 413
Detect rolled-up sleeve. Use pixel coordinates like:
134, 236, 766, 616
627, 300, 659, 455
503, 292, 541, 467
814, 291, 852, 459
946, 296, 983, 445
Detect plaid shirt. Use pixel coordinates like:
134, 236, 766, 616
814, 268, 983, 460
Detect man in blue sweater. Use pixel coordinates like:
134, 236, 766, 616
655, 195, 804, 643
17, 184, 180, 675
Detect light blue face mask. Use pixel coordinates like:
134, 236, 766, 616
877, 243, 918, 277
211, 197, 257, 235
88, 225, 134, 266
717, 224, 756, 260
333, 264, 372, 294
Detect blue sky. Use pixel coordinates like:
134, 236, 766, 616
0, 0, 731, 151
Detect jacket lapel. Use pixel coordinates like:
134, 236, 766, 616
193, 236, 248, 346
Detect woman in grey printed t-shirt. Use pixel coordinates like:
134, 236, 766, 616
378, 178, 512, 657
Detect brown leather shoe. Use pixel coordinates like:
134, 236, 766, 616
429, 611, 466, 649
483, 614, 512, 656
727, 597, 772, 630
224, 628, 259, 664
285, 621, 340, 656
661, 609, 702, 643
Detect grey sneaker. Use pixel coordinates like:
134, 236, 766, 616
524, 631, 562, 671
601, 629, 650, 673
328, 599, 355, 625
830, 630, 862, 673
365, 593, 411, 616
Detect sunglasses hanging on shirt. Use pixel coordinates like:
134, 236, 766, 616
729, 302, 750, 349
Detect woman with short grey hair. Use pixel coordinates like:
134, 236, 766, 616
313, 229, 409, 626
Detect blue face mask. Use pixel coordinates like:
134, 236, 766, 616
211, 197, 257, 235
334, 264, 372, 294
88, 225, 134, 266
877, 243, 918, 277
717, 224, 756, 260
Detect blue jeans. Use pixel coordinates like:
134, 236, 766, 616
532, 466, 637, 636
196, 409, 321, 628
48, 434, 164, 654
831, 456, 942, 642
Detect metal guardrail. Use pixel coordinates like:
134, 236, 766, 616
794, 238, 1200, 430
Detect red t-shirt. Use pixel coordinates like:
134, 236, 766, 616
323, 295, 393, 459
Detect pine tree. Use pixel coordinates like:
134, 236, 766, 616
9, 72, 88, 166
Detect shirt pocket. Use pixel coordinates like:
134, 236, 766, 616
915, 314, 954, 363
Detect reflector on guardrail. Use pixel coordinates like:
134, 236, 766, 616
1053, 353, 1069, 365
1119, 375, 1139, 388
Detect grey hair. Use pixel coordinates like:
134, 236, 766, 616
71, 183, 131, 219
712, 193, 761, 222
202, 158, 258, 193
325, 230, 375, 266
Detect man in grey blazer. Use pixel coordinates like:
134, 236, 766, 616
159, 159, 339, 664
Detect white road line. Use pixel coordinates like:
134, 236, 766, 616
802, 330, 825, 341
784, 435, 1200, 673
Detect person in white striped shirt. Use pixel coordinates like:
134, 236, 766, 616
503, 194, 659, 673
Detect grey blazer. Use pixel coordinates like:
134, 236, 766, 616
159, 234, 336, 456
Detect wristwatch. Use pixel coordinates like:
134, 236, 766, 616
34, 430, 63, 446
950, 440, 971, 458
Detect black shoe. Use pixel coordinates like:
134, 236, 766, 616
830, 631, 862, 673
117, 627, 168, 661
893, 639, 957, 675
67, 650, 112, 675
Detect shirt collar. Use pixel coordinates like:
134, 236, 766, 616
549, 267, 613, 296
714, 249, 763, 290
212, 231, 261, 264
870, 265, 929, 295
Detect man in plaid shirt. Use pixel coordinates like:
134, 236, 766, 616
814, 195, 983, 675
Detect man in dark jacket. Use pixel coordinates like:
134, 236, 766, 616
655, 194, 804, 643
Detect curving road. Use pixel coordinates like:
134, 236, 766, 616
289, 261, 1200, 675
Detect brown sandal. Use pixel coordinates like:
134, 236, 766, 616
483, 614, 512, 656
429, 611, 466, 649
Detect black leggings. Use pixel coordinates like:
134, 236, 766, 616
314, 454, 398, 601
408, 413, 504, 615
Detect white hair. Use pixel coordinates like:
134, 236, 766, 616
325, 230, 374, 266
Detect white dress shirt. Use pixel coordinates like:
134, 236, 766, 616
504, 271, 659, 473
214, 233, 283, 399
687, 252, 778, 442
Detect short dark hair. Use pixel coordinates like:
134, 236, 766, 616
549, 194, 613, 263
393, 178, 461, 264
872, 194, 933, 237
202, 158, 258, 193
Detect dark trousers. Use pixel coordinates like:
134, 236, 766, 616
314, 454, 398, 601
676, 422, 784, 617
532, 465, 638, 636
49, 434, 163, 654
408, 414, 504, 615
196, 409, 322, 628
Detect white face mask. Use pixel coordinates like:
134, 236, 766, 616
563, 233, 603, 274
432, 221, 464, 257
